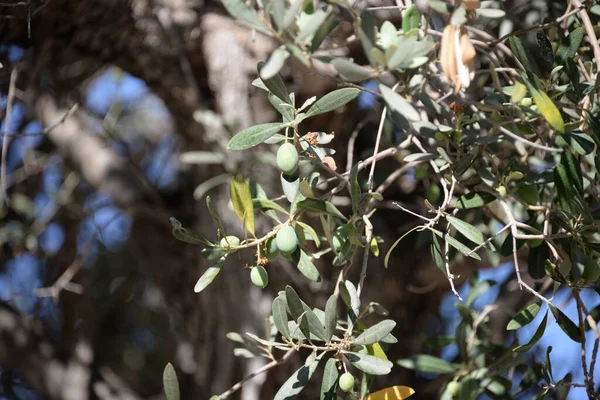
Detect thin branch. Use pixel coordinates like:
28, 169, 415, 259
1, 66, 18, 206
219, 350, 295, 398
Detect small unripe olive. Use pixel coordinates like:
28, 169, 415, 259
520, 97, 533, 107
276, 225, 298, 254
277, 143, 299, 174
264, 237, 279, 261
496, 185, 507, 197
250, 266, 269, 288
220, 235, 240, 249
339, 372, 355, 392
447, 381, 459, 396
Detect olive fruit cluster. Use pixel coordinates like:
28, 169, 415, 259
277, 142, 299, 175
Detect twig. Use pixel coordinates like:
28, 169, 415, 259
1, 66, 18, 206
219, 350, 295, 398
573, 290, 596, 398
498, 126, 562, 153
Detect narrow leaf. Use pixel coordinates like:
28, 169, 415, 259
397, 355, 459, 374
379, 84, 420, 122
514, 313, 548, 352
260, 47, 290, 80
273, 355, 320, 400
258, 61, 291, 103
402, 5, 419, 32
527, 81, 564, 133
252, 198, 289, 214
227, 122, 287, 150
229, 174, 255, 235
324, 295, 337, 342
320, 358, 339, 400
365, 386, 415, 400
220, 0, 270, 34
304, 88, 360, 118
455, 192, 497, 209
446, 216, 485, 246
507, 302, 542, 330
332, 58, 372, 82
298, 250, 321, 282
163, 363, 180, 400
343, 351, 393, 375
285, 285, 305, 320
353, 320, 396, 345
170, 217, 211, 245
194, 258, 226, 293
296, 198, 347, 220
549, 304, 582, 343
272, 297, 291, 339
430, 228, 481, 260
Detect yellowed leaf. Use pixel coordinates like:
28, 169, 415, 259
229, 174, 255, 235
365, 385, 415, 400
528, 83, 565, 133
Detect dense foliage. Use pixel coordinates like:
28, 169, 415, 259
165, 0, 600, 399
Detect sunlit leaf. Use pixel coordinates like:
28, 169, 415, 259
446, 215, 485, 246
343, 351, 393, 375
273, 354, 320, 400
365, 386, 415, 400
353, 320, 396, 345
227, 122, 288, 150
527, 81, 564, 133
194, 257, 226, 293
379, 84, 420, 121
163, 363, 180, 400
220, 0, 270, 34
508, 302, 542, 330
320, 358, 339, 400
229, 174, 255, 235
260, 47, 290, 80
258, 61, 291, 104
430, 228, 481, 260
298, 250, 321, 282
304, 88, 360, 118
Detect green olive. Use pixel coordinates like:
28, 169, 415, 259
264, 237, 279, 261
250, 266, 269, 288
220, 235, 240, 250
519, 97, 533, 107
276, 225, 298, 254
447, 381, 459, 396
339, 372, 355, 392
277, 143, 299, 174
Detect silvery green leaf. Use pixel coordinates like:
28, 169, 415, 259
296, 6, 332, 42
163, 363, 180, 400
260, 47, 290, 80
332, 58, 372, 82
273, 353, 320, 400
343, 351, 393, 375
353, 320, 396, 345
379, 84, 420, 121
